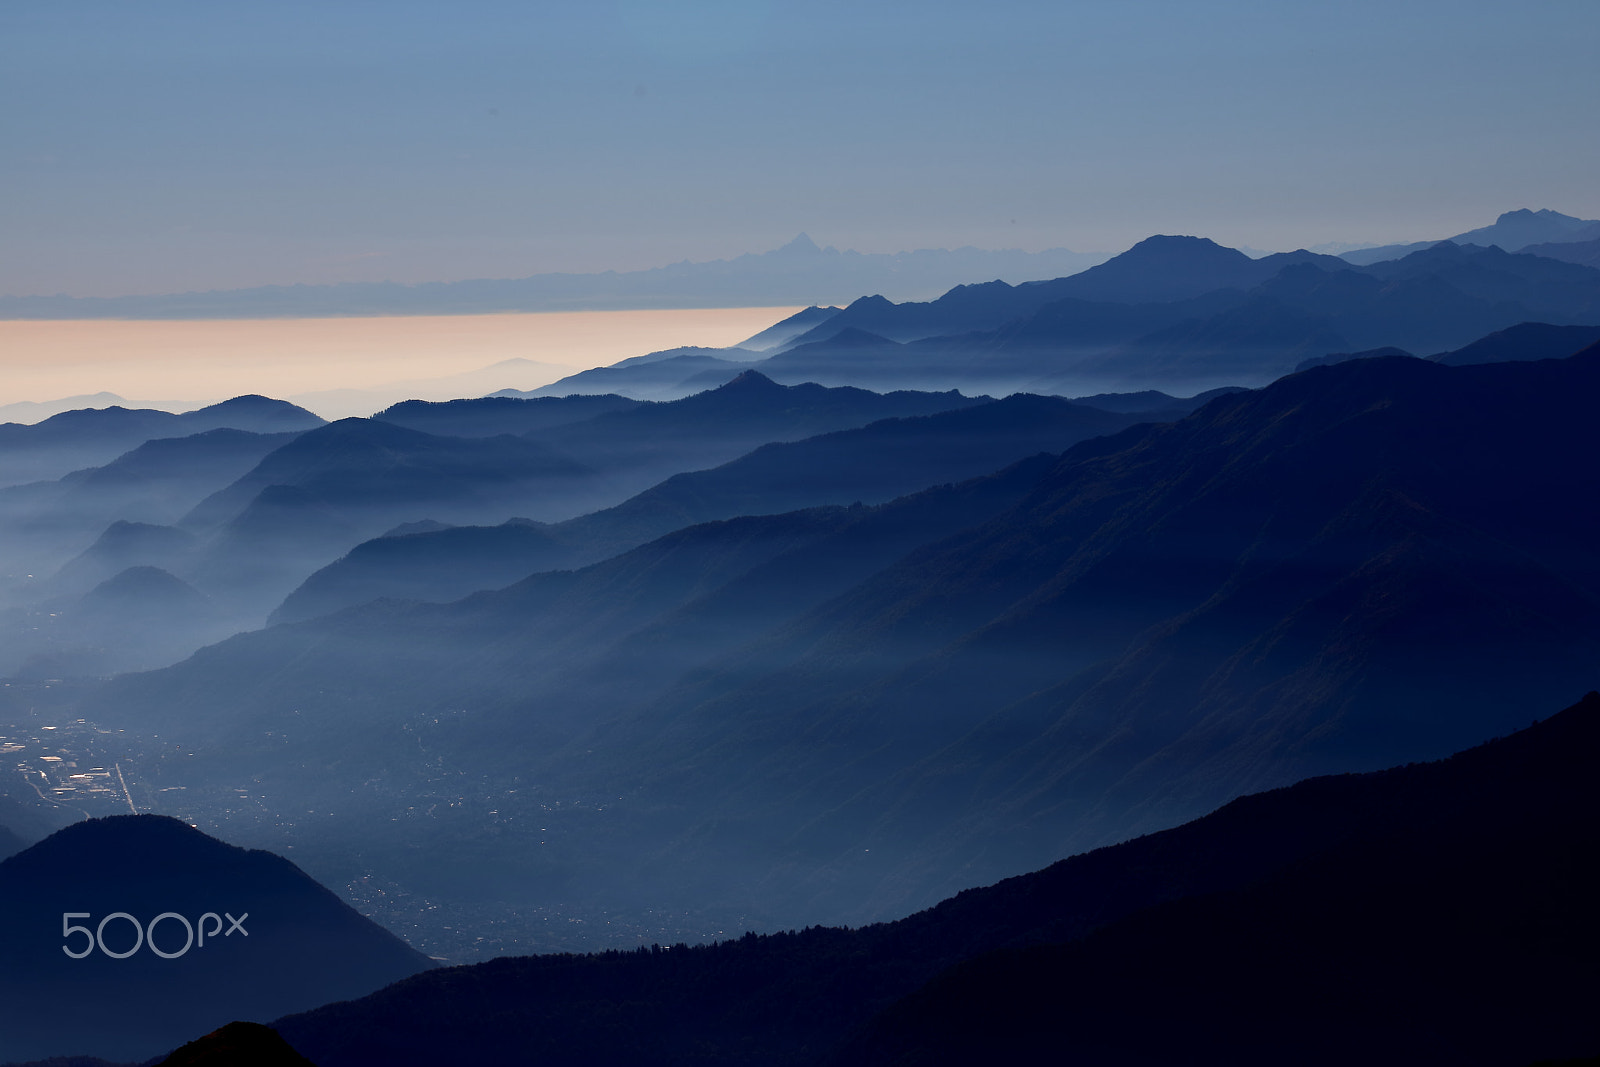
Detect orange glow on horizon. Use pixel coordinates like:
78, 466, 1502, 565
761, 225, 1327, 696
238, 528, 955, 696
0, 307, 804, 417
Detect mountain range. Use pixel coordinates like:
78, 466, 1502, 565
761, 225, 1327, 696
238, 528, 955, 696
0, 375, 986, 676
1339, 207, 1600, 265
522, 232, 1600, 401
66, 344, 1600, 951
0, 396, 325, 491
0, 235, 1109, 317
272, 387, 1164, 623
3, 213, 1599, 1064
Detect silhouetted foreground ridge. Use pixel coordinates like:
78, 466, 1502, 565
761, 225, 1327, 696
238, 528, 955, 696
264, 693, 1600, 1067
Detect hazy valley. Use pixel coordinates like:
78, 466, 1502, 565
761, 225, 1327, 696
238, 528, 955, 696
2, 211, 1600, 1064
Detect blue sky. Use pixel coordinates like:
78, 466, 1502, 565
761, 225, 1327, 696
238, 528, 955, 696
3, 0, 1597, 296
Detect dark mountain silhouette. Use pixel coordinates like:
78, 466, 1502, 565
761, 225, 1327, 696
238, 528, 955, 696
154, 1022, 316, 1067
1432, 321, 1600, 365
372, 393, 642, 437
80, 350, 1600, 944
0, 397, 324, 489
270, 394, 1152, 622
0, 814, 432, 1063
225, 694, 1600, 1067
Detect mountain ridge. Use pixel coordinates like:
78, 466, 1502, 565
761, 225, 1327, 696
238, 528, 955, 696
247, 692, 1600, 1067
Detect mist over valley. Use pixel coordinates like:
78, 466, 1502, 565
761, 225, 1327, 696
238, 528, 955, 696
3, 212, 1600, 1063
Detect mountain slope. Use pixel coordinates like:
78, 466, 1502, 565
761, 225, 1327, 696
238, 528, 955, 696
270, 393, 1148, 623
0, 428, 303, 581
1432, 321, 1600, 365
536, 346, 1600, 920
80, 349, 1600, 941
0, 815, 432, 1063
1339, 208, 1600, 265
516, 371, 985, 495
0, 397, 324, 489
836, 692, 1600, 1066
258, 693, 1600, 1067
775, 238, 1349, 355
748, 238, 1600, 395
372, 393, 642, 437
520, 348, 762, 400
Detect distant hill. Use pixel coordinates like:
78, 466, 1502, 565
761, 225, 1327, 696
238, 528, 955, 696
0, 397, 325, 490
0, 815, 432, 1063
0, 392, 127, 425
250, 693, 1600, 1067
154, 1022, 316, 1067
1339, 207, 1600, 264
0, 236, 1109, 317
